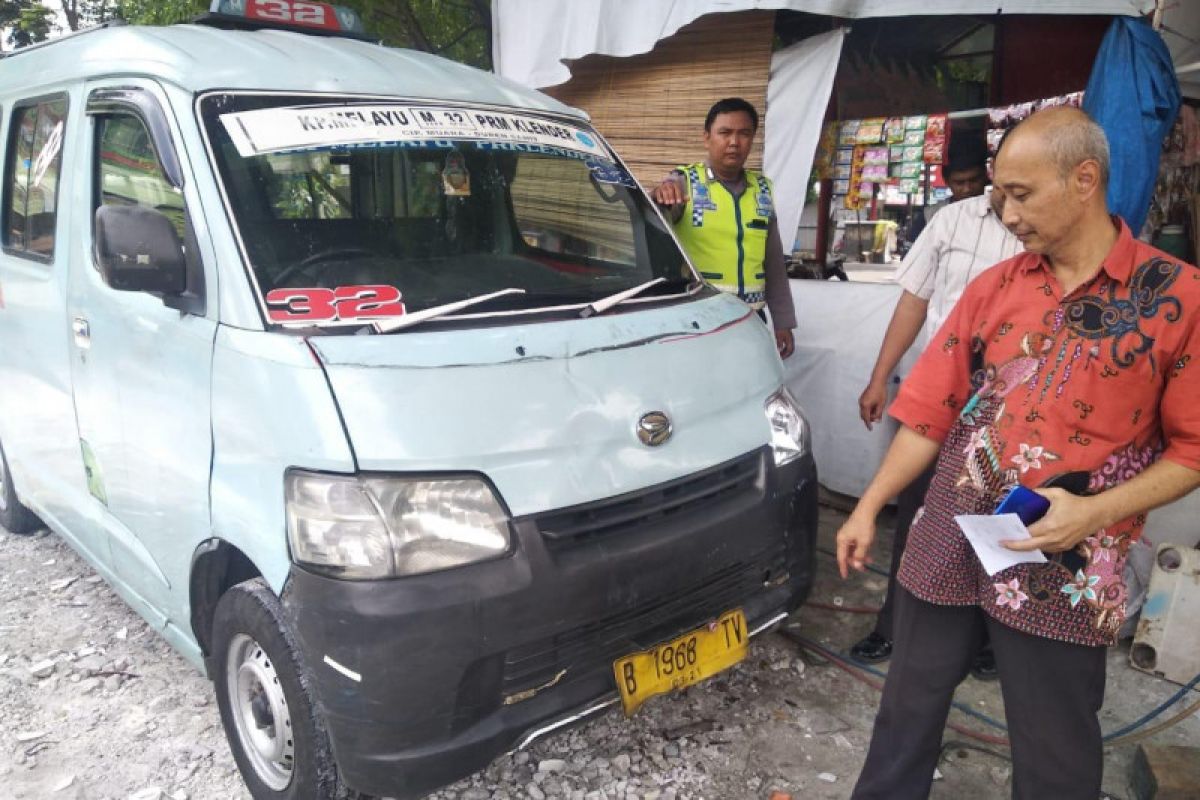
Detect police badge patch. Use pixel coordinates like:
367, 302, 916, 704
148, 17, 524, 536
692, 182, 717, 212
755, 191, 773, 218
690, 181, 717, 226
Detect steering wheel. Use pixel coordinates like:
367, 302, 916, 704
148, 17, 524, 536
273, 247, 377, 287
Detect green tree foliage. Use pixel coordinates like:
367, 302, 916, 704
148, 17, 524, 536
1, 1, 54, 50
9, 1, 492, 66
58, 0, 115, 30
112, 0, 204, 26
352, 0, 491, 68
110, 0, 492, 67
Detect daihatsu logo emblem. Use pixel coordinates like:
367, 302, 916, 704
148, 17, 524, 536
636, 412, 672, 447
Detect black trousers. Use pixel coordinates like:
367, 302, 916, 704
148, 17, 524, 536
852, 588, 1107, 800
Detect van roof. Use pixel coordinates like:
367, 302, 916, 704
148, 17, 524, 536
1, 23, 582, 120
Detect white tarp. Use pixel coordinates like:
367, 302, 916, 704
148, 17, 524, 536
492, 0, 1150, 91
781, 279, 915, 498
764, 29, 844, 253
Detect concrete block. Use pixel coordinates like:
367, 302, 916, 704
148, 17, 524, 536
1130, 744, 1200, 800
1130, 544, 1200, 686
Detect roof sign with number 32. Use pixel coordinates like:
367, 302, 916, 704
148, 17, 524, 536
208, 0, 366, 35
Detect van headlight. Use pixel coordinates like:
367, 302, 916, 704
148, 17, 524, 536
764, 388, 811, 466
285, 471, 511, 579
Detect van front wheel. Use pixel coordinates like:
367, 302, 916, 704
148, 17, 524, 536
212, 578, 367, 800
0, 439, 40, 534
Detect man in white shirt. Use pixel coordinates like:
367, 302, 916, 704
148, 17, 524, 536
904, 143, 988, 244
852, 142, 1022, 676
893, 189, 1024, 343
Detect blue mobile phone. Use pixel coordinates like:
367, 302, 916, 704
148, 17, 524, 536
994, 485, 1051, 525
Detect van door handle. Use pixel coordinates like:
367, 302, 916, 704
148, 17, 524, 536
72, 317, 91, 349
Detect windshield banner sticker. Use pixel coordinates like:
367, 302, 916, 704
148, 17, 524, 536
264, 284, 406, 325
222, 105, 611, 161
587, 159, 638, 189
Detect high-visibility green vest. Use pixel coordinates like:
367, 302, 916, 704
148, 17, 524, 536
672, 162, 774, 308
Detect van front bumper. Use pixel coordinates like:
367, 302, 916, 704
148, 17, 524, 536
282, 448, 818, 799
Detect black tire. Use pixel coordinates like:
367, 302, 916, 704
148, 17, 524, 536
0, 438, 40, 534
212, 577, 367, 800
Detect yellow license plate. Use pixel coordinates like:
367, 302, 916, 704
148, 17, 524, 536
613, 609, 748, 716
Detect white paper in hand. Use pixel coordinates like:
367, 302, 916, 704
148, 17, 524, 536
954, 514, 1048, 576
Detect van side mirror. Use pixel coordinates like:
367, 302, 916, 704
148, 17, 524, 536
94, 205, 187, 295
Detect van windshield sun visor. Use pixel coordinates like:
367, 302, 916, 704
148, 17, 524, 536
199, 95, 696, 332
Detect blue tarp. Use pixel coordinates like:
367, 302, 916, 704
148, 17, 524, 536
1083, 17, 1181, 235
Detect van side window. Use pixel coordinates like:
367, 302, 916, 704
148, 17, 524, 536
97, 115, 185, 237
3, 97, 67, 259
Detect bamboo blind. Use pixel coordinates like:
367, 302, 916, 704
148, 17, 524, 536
510, 155, 635, 260
542, 11, 775, 191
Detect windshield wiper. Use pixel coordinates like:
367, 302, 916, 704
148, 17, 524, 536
579, 278, 667, 318
374, 288, 526, 333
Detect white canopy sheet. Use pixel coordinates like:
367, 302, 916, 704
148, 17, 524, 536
764, 29, 845, 253
492, 0, 1150, 90
780, 278, 1200, 555
780, 279, 916, 498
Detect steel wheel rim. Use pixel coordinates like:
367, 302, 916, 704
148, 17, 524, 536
225, 633, 294, 791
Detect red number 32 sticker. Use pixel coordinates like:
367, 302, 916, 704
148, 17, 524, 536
264, 285, 406, 324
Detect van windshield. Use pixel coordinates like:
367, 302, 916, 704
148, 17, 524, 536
199, 94, 696, 330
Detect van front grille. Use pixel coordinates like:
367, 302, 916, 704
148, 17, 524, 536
499, 545, 788, 697
533, 450, 763, 545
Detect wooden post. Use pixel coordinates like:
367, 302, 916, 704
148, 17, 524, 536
815, 178, 833, 269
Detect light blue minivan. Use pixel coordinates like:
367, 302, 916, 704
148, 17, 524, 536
0, 4, 817, 798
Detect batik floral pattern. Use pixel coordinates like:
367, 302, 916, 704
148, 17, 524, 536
1011, 443, 1061, 473
1088, 442, 1161, 492
1084, 532, 1118, 564
1061, 570, 1100, 608
1064, 257, 1182, 374
1077, 528, 1130, 635
993, 578, 1028, 611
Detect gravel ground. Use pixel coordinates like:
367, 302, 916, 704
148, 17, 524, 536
0, 522, 878, 800
2, 507, 1197, 800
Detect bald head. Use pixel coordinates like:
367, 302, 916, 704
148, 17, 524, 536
998, 107, 1110, 190
993, 107, 1112, 257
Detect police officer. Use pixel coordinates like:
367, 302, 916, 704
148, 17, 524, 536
651, 98, 796, 358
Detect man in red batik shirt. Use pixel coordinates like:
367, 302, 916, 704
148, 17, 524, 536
837, 107, 1200, 800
